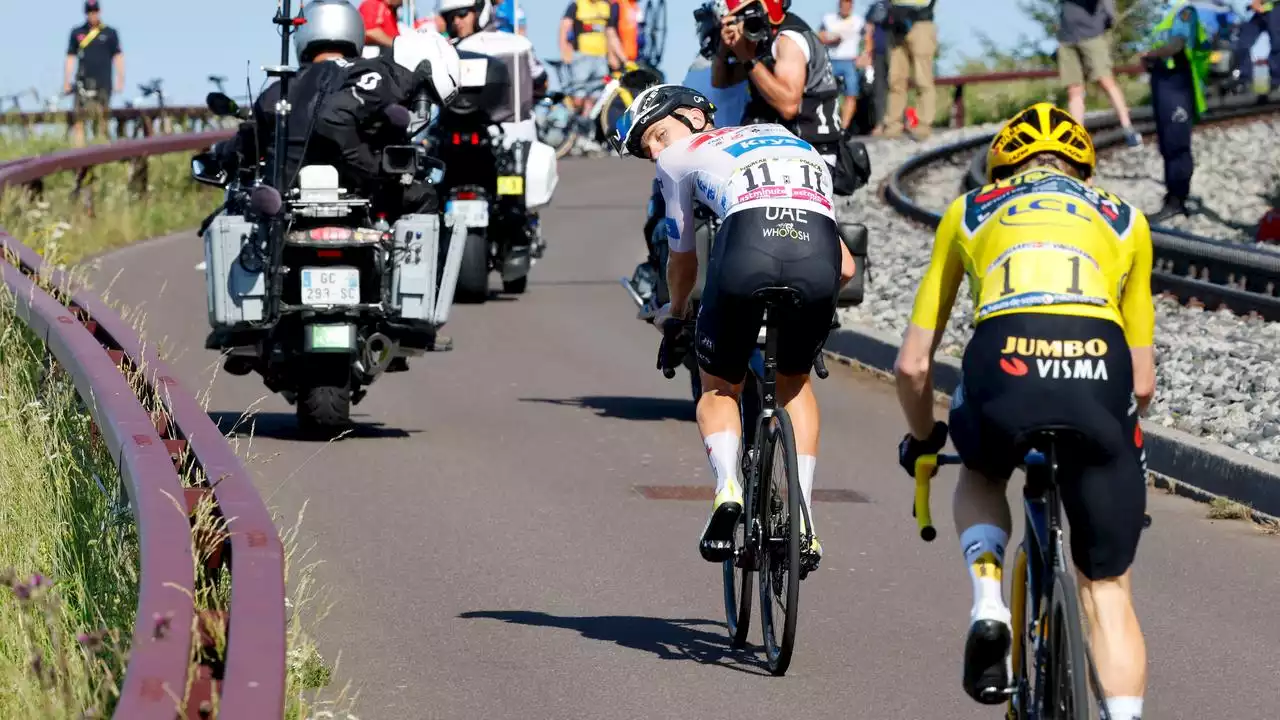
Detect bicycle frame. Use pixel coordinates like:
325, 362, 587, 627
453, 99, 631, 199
1017, 449, 1066, 715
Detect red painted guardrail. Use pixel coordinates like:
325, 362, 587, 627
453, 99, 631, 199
0, 131, 284, 718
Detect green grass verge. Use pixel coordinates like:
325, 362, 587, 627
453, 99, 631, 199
2, 132, 358, 717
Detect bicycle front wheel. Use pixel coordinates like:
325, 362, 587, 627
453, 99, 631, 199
1046, 570, 1091, 720
757, 408, 801, 676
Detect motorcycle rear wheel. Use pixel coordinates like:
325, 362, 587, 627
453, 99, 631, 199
296, 357, 352, 438
456, 231, 490, 304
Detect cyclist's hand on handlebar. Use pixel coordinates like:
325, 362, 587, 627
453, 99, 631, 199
897, 421, 948, 478
654, 303, 695, 376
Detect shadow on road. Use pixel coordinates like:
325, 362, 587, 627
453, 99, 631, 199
518, 396, 694, 422
207, 411, 419, 442
458, 610, 771, 675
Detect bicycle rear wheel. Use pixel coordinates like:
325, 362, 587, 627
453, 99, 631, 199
757, 408, 801, 676
1045, 570, 1091, 720
721, 491, 753, 648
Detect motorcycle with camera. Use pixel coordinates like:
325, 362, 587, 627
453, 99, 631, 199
426, 49, 559, 303
191, 88, 468, 435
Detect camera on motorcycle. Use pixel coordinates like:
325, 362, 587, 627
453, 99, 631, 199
206, 91, 249, 120
190, 151, 229, 188
382, 145, 421, 178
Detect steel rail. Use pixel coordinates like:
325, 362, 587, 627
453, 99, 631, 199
885, 95, 1280, 320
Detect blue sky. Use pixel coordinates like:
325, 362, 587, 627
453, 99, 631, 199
0, 1, 1270, 107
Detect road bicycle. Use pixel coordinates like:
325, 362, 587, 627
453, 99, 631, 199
913, 433, 1151, 719
659, 287, 828, 676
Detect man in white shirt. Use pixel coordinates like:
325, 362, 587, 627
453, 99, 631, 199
819, 0, 872, 132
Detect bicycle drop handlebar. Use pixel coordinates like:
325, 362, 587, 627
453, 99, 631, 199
912, 453, 960, 542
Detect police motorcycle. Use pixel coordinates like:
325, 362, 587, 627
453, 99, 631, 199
189, 6, 466, 435
426, 2, 560, 303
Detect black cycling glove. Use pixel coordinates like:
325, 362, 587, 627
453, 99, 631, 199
656, 318, 695, 373
897, 420, 949, 478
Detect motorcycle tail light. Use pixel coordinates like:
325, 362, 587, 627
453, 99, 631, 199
452, 132, 462, 145
310, 227, 354, 242
471, 133, 480, 145
316, 249, 342, 258
457, 191, 478, 200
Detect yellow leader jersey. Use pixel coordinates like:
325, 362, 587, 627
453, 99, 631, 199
908, 167, 1155, 349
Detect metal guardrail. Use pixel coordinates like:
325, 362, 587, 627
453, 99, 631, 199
0, 132, 284, 719
884, 94, 1280, 320
0, 105, 227, 141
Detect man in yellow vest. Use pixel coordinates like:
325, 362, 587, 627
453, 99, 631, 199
559, 0, 618, 115
1141, 1, 1213, 222
1236, 0, 1278, 96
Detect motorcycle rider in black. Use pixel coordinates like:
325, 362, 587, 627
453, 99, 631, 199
219, 0, 460, 218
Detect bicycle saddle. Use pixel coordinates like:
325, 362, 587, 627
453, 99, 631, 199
750, 286, 804, 308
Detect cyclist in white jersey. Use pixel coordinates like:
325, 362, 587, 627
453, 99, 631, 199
611, 84, 857, 563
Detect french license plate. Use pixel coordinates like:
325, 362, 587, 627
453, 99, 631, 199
446, 199, 489, 227
497, 175, 524, 195
300, 267, 360, 306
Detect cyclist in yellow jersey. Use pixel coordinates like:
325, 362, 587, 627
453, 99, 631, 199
893, 103, 1155, 720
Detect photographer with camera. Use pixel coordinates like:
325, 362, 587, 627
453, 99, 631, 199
710, 0, 846, 186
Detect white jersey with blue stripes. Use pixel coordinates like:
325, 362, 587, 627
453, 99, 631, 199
655, 123, 837, 253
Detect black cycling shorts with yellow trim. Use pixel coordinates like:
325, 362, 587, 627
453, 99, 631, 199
949, 313, 1146, 581
694, 207, 841, 385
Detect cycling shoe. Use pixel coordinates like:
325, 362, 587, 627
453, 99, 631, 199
699, 484, 743, 563
963, 618, 1012, 705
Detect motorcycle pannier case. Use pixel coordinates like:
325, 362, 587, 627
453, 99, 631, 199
391, 213, 467, 326
204, 214, 266, 327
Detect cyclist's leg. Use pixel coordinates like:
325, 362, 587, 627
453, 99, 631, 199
693, 210, 774, 560
772, 214, 842, 551
1054, 322, 1148, 718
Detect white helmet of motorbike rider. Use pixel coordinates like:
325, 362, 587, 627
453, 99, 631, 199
292, 0, 366, 63
438, 0, 493, 38
392, 30, 462, 107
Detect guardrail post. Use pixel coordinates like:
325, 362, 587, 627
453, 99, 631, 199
951, 84, 965, 128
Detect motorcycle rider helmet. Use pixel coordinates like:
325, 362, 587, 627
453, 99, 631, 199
292, 0, 365, 63
986, 102, 1096, 183
611, 83, 717, 159
722, 0, 785, 25
437, 0, 493, 29
393, 31, 462, 107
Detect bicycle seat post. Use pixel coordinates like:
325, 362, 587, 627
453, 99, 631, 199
751, 287, 803, 416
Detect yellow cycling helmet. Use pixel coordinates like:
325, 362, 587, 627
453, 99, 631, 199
986, 102, 1096, 183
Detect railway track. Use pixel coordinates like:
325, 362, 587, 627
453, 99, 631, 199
884, 93, 1280, 321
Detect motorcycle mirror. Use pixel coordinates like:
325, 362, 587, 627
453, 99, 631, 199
420, 155, 445, 185
190, 152, 229, 188
206, 91, 248, 120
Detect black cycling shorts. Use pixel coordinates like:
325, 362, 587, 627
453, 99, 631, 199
948, 313, 1147, 581
695, 206, 841, 384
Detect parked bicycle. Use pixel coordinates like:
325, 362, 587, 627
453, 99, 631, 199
535, 60, 662, 158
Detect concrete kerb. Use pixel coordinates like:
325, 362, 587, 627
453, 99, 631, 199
821, 322, 1280, 524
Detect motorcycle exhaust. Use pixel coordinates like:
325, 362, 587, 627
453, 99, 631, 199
357, 332, 396, 379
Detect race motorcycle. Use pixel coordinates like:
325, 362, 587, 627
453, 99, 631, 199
428, 49, 558, 302
191, 90, 467, 435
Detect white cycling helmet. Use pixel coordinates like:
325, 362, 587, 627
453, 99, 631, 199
293, 0, 365, 63
393, 31, 462, 106
437, 0, 493, 28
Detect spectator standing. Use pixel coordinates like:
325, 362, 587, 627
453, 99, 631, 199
63, 0, 122, 146
608, 0, 641, 68
882, 0, 937, 140
560, 0, 617, 113
1236, 0, 1278, 95
1142, 1, 1213, 221
1058, 0, 1141, 146
864, 0, 890, 133
359, 0, 403, 56
819, 0, 872, 133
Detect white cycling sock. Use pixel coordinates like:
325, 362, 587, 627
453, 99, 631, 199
1104, 696, 1143, 720
704, 431, 741, 498
798, 454, 817, 533
959, 524, 1010, 624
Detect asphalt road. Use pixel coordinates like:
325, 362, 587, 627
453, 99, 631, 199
91, 157, 1280, 719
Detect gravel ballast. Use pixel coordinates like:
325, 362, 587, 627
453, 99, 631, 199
835, 120, 1280, 464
